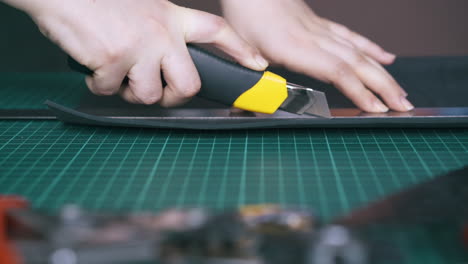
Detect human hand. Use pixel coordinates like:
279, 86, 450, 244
221, 0, 414, 112
9, 0, 268, 106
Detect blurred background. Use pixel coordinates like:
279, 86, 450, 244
1, 0, 467, 71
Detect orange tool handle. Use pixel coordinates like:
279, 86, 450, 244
0, 196, 28, 264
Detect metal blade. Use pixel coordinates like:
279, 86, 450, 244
303, 90, 332, 118
280, 83, 332, 118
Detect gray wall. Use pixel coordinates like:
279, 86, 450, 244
1, 0, 467, 71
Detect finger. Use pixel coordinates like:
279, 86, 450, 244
158, 46, 201, 108
283, 43, 389, 113
330, 34, 390, 70
125, 56, 163, 105
85, 62, 128, 96
119, 85, 141, 104
180, 8, 268, 71
323, 19, 396, 65
316, 38, 413, 112
329, 37, 404, 84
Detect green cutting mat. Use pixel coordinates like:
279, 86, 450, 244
0, 72, 84, 109
0, 73, 467, 263
1, 120, 467, 216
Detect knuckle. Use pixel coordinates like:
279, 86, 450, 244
87, 79, 119, 96
331, 23, 351, 35
274, 35, 316, 66
139, 93, 162, 105
131, 82, 163, 105
77, 55, 101, 72
377, 85, 400, 99
146, 17, 169, 35
181, 79, 201, 98
209, 15, 228, 35
356, 35, 371, 46
351, 53, 368, 67
101, 39, 135, 65
176, 77, 201, 98
102, 47, 125, 65
358, 95, 380, 112
285, 30, 308, 46
329, 61, 352, 80
340, 25, 351, 34
95, 89, 118, 96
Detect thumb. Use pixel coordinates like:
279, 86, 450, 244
179, 7, 269, 71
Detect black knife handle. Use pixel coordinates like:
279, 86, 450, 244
68, 44, 264, 106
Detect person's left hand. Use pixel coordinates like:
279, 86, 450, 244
221, 0, 414, 113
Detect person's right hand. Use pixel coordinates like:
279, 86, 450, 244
11, 0, 268, 106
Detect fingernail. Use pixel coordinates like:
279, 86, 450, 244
255, 55, 269, 69
400, 96, 414, 111
374, 100, 389, 113
384, 52, 396, 62
385, 51, 396, 58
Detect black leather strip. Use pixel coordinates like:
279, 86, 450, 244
46, 101, 468, 130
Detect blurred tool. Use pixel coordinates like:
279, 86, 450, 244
0, 203, 365, 264
2, 167, 467, 263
